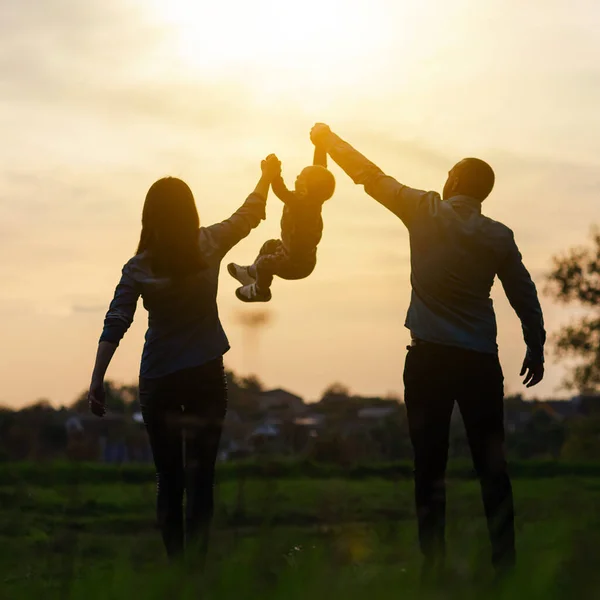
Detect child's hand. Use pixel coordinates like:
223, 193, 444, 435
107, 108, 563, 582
310, 123, 331, 146
261, 154, 282, 181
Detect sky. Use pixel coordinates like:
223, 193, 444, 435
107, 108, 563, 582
0, 0, 599, 407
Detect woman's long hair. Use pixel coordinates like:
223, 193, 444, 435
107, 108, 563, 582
136, 177, 208, 278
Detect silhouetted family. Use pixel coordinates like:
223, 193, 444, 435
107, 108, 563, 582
88, 123, 546, 581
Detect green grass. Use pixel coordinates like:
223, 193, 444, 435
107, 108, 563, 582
1, 464, 599, 598
4, 459, 600, 486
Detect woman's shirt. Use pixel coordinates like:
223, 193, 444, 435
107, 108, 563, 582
99, 192, 266, 379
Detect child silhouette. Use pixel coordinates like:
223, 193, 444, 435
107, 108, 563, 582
228, 148, 335, 302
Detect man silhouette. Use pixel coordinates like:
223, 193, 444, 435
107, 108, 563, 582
310, 124, 545, 577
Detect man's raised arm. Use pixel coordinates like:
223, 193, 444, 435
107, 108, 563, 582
310, 123, 434, 227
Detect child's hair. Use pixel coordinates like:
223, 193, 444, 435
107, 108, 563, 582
302, 165, 336, 203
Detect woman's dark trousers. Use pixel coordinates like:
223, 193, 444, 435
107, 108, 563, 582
139, 358, 227, 563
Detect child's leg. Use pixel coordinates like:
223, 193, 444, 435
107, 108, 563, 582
254, 261, 275, 293
251, 240, 284, 292
234, 240, 284, 303
227, 239, 280, 287
254, 253, 315, 294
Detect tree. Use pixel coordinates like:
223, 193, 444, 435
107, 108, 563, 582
239, 375, 263, 394
517, 409, 566, 459
370, 412, 412, 460
561, 416, 600, 461
546, 229, 600, 391
23, 399, 54, 412
0, 407, 15, 460
39, 421, 68, 456
321, 383, 351, 402
226, 372, 262, 418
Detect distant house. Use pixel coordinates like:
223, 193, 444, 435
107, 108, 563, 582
250, 421, 281, 439
248, 417, 285, 453
219, 409, 253, 461
357, 406, 398, 420
292, 414, 325, 447
218, 439, 253, 461
65, 415, 84, 434
504, 398, 580, 433
293, 414, 326, 428
257, 389, 306, 415
63, 412, 152, 463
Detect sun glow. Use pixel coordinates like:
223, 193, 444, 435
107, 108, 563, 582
147, 0, 392, 89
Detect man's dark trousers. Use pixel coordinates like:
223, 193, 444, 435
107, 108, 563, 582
403, 340, 515, 571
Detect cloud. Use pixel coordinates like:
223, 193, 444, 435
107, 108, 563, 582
0, 1, 154, 94
344, 130, 452, 172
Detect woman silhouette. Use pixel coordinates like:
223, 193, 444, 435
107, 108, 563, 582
87, 159, 278, 562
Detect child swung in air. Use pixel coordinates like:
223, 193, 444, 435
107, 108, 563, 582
228, 148, 335, 302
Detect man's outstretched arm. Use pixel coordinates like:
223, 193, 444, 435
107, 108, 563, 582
497, 235, 546, 387
310, 123, 436, 227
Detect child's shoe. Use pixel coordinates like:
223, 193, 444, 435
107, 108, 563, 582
235, 283, 272, 303
227, 263, 255, 286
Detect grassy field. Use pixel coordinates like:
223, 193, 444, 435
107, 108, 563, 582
1, 463, 599, 599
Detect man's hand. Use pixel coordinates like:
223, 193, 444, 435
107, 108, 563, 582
88, 379, 106, 418
310, 123, 332, 147
261, 154, 282, 182
520, 355, 544, 388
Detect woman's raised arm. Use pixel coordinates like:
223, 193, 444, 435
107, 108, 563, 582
204, 155, 280, 256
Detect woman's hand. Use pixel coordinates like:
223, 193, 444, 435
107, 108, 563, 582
88, 341, 118, 418
88, 379, 106, 418
261, 154, 282, 181
254, 154, 281, 199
